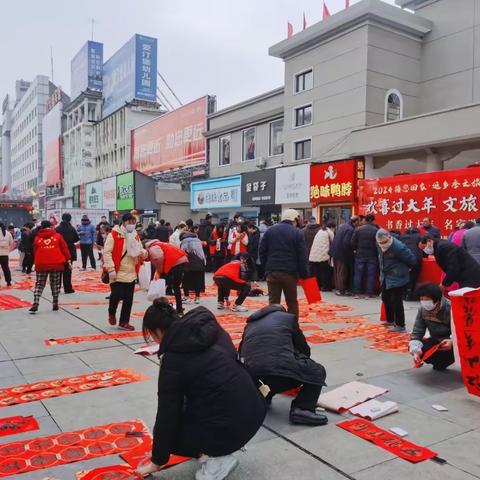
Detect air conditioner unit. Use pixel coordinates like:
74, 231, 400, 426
257, 157, 266, 169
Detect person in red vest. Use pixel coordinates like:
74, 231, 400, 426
209, 223, 228, 272
214, 254, 252, 312
145, 239, 188, 315
30, 220, 71, 313
103, 213, 147, 330
229, 223, 249, 256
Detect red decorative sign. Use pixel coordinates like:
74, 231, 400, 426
0, 416, 39, 437
337, 419, 438, 463
310, 159, 364, 204
358, 166, 480, 235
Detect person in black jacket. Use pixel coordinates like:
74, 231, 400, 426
56, 213, 79, 294
400, 227, 424, 300
419, 236, 480, 289
198, 214, 215, 272
137, 299, 266, 479
20, 222, 35, 274
155, 219, 170, 242
143, 223, 157, 240
239, 304, 327, 426
247, 223, 260, 280
259, 209, 308, 317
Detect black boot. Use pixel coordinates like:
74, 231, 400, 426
289, 407, 328, 426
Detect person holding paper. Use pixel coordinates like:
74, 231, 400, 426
409, 283, 454, 371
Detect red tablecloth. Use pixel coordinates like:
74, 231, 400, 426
417, 257, 442, 285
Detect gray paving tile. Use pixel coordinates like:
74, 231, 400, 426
0, 400, 50, 419
14, 353, 90, 377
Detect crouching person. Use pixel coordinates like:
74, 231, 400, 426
239, 305, 328, 426
409, 283, 455, 371
137, 299, 266, 479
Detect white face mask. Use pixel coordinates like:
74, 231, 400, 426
421, 300, 436, 311
125, 224, 136, 233
424, 245, 434, 255
378, 238, 393, 252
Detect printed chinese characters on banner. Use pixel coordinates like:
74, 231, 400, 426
358, 168, 480, 233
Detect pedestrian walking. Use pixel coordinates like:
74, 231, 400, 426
399, 227, 424, 300
30, 221, 71, 313
209, 223, 227, 272
376, 229, 417, 332
77, 215, 96, 270
56, 213, 79, 294
259, 209, 308, 317
180, 231, 206, 304
0, 223, 14, 287
20, 223, 35, 274
309, 223, 335, 291
103, 213, 147, 331
239, 304, 327, 426
462, 217, 480, 264
137, 299, 266, 479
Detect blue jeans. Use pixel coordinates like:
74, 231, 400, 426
353, 257, 378, 295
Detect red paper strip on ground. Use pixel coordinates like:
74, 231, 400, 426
414, 344, 441, 368
45, 332, 143, 346
0, 294, 31, 310
77, 464, 143, 480
120, 443, 189, 470
0, 415, 39, 437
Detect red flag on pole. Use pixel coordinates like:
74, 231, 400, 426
345, 0, 350, 7
287, 21, 294, 38
323, 1, 331, 19
303, 12, 307, 30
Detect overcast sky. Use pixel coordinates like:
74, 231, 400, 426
0, 0, 396, 110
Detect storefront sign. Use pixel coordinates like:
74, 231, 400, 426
242, 169, 275, 205
358, 167, 480, 234
191, 176, 241, 210
102, 176, 117, 211
275, 164, 310, 204
310, 159, 364, 203
86, 181, 103, 209
116, 171, 135, 211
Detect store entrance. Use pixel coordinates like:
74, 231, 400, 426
321, 206, 352, 227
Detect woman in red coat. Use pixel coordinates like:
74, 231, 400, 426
30, 221, 71, 313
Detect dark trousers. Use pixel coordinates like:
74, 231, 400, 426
215, 276, 251, 306
353, 257, 378, 295
212, 255, 225, 273
22, 253, 34, 274
310, 261, 332, 291
183, 270, 204, 297
267, 271, 299, 317
381, 286, 405, 327
261, 375, 322, 412
334, 259, 351, 293
405, 265, 421, 300
0, 256, 12, 285
80, 244, 96, 269
422, 338, 455, 370
256, 262, 266, 281
109, 281, 135, 325
167, 264, 184, 313
61, 264, 74, 292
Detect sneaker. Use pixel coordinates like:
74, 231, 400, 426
335, 290, 344, 296
195, 454, 239, 480
29, 304, 38, 314
289, 407, 328, 426
217, 302, 225, 310
392, 325, 406, 333
194, 297, 201, 304
182, 296, 193, 304
108, 314, 117, 326
118, 323, 135, 331
353, 295, 361, 299
64, 290, 75, 294
231, 304, 248, 312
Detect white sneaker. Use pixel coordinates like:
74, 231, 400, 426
195, 297, 201, 304
182, 296, 193, 304
195, 455, 239, 480
231, 304, 248, 312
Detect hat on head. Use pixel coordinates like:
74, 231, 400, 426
308, 216, 316, 224
282, 209, 300, 223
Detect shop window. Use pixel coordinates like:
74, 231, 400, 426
242, 127, 256, 162
385, 89, 403, 122
294, 139, 312, 161
269, 119, 284, 156
294, 105, 312, 128
219, 135, 231, 166
294, 69, 313, 93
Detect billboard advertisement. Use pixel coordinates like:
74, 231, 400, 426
131, 97, 207, 174
42, 102, 62, 187
86, 181, 103, 209
102, 176, 117, 211
103, 34, 157, 118
191, 176, 241, 210
275, 164, 310, 204
116, 171, 135, 210
71, 41, 103, 100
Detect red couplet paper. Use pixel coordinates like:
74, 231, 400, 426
120, 444, 189, 470
0, 415, 39, 437
337, 419, 437, 463
0, 294, 31, 310
45, 332, 143, 346
299, 278, 322, 304
414, 344, 441, 368
0, 420, 151, 478
76, 464, 143, 480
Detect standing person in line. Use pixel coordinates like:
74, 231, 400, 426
309, 222, 335, 292
226, 214, 242, 261
30, 221, 71, 313
351, 214, 379, 299
155, 219, 170, 242
256, 221, 268, 280
169, 221, 187, 247
247, 223, 260, 280
376, 229, 417, 332
20, 223, 35, 274
96, 224, 109, 263
198, 213, 215, 272
143, 222, 157, 241
303, 216, 321, 272
399, 227, 424, 300
209, 222, 227, 272
419, 217, 441, 239
77, 215, 96, 270
259, 209, 308, 318
56, 213, 80, 294
229, 223, 248, 256
180, 231, 206, 304
330, 216, 360, 296
450, 220, 474, 246
103, 213, 147, 331
462, 217, 480, 264
0, 223, 14, 287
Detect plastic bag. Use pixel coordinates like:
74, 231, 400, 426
138, 262, 151, 291
147, 279, 166, 302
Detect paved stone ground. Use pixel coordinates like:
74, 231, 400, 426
1, 263, 479, 480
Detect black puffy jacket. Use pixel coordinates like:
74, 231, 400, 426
239, 305, 326, 386
399, 229, 423, 264
152, 307, 266, 465
351, 223, 379, 259
56, 221, 80, 261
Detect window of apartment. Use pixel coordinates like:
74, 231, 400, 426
242, 127, 256, 162
385, 89, 403, 122
294, 139, 312, 161
294, 104, 312, 128
219, 135, 231, 166
294, 69, 313, 94
269, 119, 284, 156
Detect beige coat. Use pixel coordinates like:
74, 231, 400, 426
103, 225, 147, 283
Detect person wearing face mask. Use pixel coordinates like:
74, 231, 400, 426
409, 283, 454, 371
376, 229, 417, 332
103, 213, 147, 330
418, 235, 480, 289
